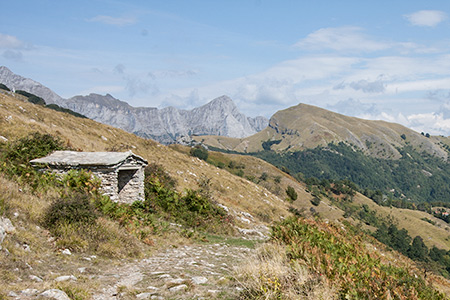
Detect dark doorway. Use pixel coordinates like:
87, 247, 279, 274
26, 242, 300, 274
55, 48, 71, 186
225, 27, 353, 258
118, 169, 137, 193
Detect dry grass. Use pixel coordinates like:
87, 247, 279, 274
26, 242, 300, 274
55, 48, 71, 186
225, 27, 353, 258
352, 193, 450, 250
234, 242, 336, 300
0, 93, 291, 229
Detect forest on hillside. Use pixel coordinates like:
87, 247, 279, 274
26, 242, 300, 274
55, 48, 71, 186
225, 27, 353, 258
242, 142, 450, 205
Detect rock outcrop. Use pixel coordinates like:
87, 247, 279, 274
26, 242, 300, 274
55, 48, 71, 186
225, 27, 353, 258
0, 217, 15, 248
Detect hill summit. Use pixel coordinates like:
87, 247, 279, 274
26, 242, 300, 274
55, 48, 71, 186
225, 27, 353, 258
194, 102, 448, 160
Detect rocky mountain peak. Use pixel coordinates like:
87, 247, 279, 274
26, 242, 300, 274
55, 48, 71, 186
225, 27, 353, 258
0, 66, 65, 105
0, 67, 269, 144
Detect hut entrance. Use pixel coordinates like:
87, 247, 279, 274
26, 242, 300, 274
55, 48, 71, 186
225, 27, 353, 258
118, 168, 138, 193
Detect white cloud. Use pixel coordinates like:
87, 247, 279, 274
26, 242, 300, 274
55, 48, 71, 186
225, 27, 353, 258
334, 79, 385, 93
2, 50, 23, 61
327, 99, 379, 117
407, 113, 450, 135
88, 15, 137, 26
79, 85, 125, 96
295, 26, 389, 53
148, 69, 198, 79
0, 33, 28, 49
404, 10, 447, 27
356, 110, 450, 136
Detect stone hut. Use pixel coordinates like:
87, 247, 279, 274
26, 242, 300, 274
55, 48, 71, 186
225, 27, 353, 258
31, 151, 148, 204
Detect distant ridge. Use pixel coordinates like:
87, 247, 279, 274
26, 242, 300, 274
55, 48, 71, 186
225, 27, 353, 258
64, 94, 268, 144
0, 66, 268, 144
194, 102, 448, 160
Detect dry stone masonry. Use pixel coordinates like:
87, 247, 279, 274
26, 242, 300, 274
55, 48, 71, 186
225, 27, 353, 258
31, 151, 148, 204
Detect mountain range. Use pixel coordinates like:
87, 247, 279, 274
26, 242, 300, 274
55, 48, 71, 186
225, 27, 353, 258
2, 65, 449, 161
194, 102, 449, 160
0, 66, 268, 144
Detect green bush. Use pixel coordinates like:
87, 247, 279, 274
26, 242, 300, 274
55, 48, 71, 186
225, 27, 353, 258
43, 193, 98, 229
144, 163, 176, 189
58, 169, 102, 197
286, 185, 297, 202
310, 196, 320, 206
190, 145, 208, 161
259, 172, 268, 181
0, 132, 63, 189
143, 164, 233, 233
0, 132, 63, 167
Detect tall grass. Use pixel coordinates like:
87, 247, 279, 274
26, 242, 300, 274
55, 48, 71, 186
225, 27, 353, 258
269, 217, 446, 300
235, 242, 336, 299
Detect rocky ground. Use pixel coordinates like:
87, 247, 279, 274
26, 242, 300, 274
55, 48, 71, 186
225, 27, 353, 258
5, 239, 257, 300
91, 242, 253, 300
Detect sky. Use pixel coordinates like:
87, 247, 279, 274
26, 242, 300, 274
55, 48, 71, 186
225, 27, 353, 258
1, 1, 450, 136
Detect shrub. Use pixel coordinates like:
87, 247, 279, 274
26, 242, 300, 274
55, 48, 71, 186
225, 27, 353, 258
0, 132, 63, 168
143, 164, 233, 233
42, 193, 98, 229
190, 145, 208, 161
58, 169, 102, 196
310, 196, 320, 206
144, 163, 176, 189
286, 186, 298, 202
259, 172, 268, 181
0, 132, 63, 189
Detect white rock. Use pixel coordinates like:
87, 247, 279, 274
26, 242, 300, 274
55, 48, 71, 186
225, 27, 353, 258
168, 284, 188, 292
136, 292, 154, 299
55, 275, 77, 282
0, 135, 7, 142
158, 274, 172, 280
29, 275, 43, 282
0, 217, 15, 245
78, 267, 86, 273
61, 249, 71, 255
21, 288, 39, 296
150, 271, 164, 275
191, 276, 208, 284
40, 289, 71, 300
168, 278, 185, 285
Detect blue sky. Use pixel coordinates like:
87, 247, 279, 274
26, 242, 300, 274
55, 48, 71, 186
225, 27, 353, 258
1, 1, 450, 136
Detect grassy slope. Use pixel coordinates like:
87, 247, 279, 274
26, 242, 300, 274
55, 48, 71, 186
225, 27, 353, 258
171, 144, 450, 252
0, 92, 289, 228
353, 194, 450, 250
3, 92, 450, 296
3, 91, 449, 251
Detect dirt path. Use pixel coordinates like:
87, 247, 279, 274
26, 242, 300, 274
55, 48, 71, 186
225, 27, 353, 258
90, 242, 253, 299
